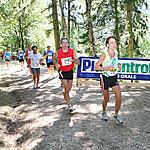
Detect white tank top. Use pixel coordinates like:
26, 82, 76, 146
102, 49, 119, 77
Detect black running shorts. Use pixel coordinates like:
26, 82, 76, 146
102, 74, 119, 90
19, 59, 24, 62
47, 62, 54, 68
5, 59, 10, 62
59, 69, 73, 80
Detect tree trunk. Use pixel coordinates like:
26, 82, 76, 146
114, 0, 120, 57
85, 0, 96, 56
21, 30, 24, 50
18, 17, 24, 51
68, 0, 71, 40
126, 2, 134, 58
59, 0, 68, 37
24, 29, 28, 49
15, 30, 21, 48
52, 0, 60, 50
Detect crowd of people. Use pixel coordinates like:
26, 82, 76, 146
0, 36, 123, 124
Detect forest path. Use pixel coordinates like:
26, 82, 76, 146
0, 61, 150, 150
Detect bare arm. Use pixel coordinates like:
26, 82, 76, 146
53, 52, 61, 70
71, 51, 80, 65
43, 54, 48, 59
40, 58, 44, 65
43, 50, 48, 58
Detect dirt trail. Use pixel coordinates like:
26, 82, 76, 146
0, 61, 150, 150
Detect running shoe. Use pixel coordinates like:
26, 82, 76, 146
101, 112, 108, 121
112, 114, 123, 124
67, 104, 74, 113
33, 85, 36, 90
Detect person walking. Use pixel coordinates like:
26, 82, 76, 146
54, 37, 80, 112
95, 36, 123, 124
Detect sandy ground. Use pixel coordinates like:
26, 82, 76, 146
0, 61, 150, 150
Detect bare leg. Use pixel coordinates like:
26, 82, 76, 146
102, 90, 109, 112
36, 74, 40, 87
29, 67, 32, 76
61, 79, 68, 103
51, 65, 54, 76
61, 79, 73, 104
36, 69, 40, 87
21, 61, 24, 70
66, 80, 73, 102
6, 61, 9, 68
33, 74, 36, 87
50, 65, 54, 77
112, 85, 122, 115
48, 67, 50, 75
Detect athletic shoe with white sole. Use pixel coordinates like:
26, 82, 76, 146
67, 104, 74, 113
101, 112, 108, 121
112, 114, 123, 124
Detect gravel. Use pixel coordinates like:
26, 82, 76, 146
0, 62, 150, 150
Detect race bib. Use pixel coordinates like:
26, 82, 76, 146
61, 57, 72, 66
48, 55, 52, 59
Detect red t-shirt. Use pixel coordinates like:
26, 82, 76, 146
57, 48, 75, 71
25, 50, 33, 65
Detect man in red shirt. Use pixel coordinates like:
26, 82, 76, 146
54, 37, 80, 112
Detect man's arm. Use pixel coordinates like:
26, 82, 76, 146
39, 54, 45, 65
72, 51, 80, 65
40, 58, 45, 65
53, 52, 61, 70
43, 50, 48, 58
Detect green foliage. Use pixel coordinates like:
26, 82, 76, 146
0, 0, 150, 58
0, 0, 47, 51
135, 38, 150, 57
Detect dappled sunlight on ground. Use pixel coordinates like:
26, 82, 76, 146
73, 103, 100, 114
0, 61, 150, 149
122, 98, 134, 105
74, 131, 85, 138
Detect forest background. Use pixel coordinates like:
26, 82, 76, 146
0, 0, 150, 58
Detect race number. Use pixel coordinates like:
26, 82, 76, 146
61, 57, 72, 66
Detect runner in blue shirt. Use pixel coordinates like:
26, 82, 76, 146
18, 48, 25, 70
43, 46, 55, 78
4, 47, 11, 68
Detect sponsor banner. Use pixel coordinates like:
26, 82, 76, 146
77, 57, 150, 80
